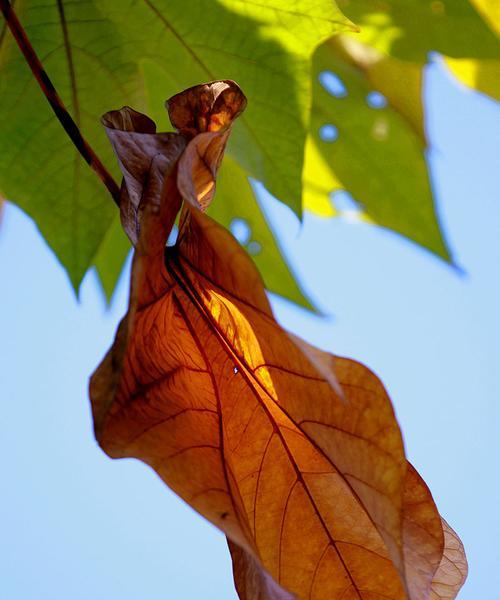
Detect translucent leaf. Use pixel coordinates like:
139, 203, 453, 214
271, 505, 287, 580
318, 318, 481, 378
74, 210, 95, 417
336, 0, 498, 61
90, 79, 466, 600
444, 57, 500, 101
0, 0, 352, 293
304, 39, 450, 260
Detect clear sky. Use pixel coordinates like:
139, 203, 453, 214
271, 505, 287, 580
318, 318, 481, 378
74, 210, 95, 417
1, 58, 499, 599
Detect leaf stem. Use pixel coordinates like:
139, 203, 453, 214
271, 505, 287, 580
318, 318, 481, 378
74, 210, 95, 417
0, 0, 120, 206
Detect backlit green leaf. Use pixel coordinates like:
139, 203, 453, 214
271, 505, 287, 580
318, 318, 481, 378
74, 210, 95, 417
337, 0, 498, 61
305, 38, 450, 259
0, 0, 351, 301
1, 0, 498, 308
444, 57, 500, 101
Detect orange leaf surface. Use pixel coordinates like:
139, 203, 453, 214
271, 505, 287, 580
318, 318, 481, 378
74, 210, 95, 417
89, 80, 466, 600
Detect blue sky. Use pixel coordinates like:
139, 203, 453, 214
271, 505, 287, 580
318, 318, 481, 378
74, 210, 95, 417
1, 58, 499, 599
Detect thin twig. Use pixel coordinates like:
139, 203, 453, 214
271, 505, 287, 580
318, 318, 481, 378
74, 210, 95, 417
0, 0, 120, 205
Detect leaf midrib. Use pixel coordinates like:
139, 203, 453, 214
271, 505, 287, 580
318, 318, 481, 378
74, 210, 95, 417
169, 261, 364, 598
168, 253, 404, 596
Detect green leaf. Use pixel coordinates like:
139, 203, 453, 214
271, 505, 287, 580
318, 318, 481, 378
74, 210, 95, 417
100, 0, 354, 217
332, 0, 500, 99
304, 38, 450, 260
301, 0, 499, 258
334, 0, 500, 102
2, 0, 495, 307
93, 213, 131, 302
469, 0, 500, 36
337, 0, 498, 61
444, 57, 500, 101
0, 0, 351, 303
0, 0, 144, 288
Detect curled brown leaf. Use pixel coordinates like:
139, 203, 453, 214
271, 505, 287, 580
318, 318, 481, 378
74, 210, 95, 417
90, 80, 466, 600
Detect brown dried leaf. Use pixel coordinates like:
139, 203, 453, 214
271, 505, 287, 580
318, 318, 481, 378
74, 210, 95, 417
402, 464, 444, 599
229, 539, 295, 600
430, 521, 468, 599
101, 106, 185, 246
90, 80, 465, 600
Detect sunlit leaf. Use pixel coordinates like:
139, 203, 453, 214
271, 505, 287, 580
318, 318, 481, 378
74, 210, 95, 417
335, 0, 500, 104
90, 80, 465, 599
444, 57, 500, 101
305, 38, 450, 259
469, 0, 500, 36
302, 0, 499, 257
337, 38, 425, 142
1, 0, 497, 303
0, 0, 352, 299
337, 0, 498, 61
231, 462, 459, 599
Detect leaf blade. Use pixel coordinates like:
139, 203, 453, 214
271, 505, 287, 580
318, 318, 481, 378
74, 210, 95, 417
337, 0, 499, 61
90, 86, 465, 598
305, 38, 451, 260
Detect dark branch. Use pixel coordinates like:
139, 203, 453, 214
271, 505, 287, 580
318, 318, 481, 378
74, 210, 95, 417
0, 0, 120, 206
